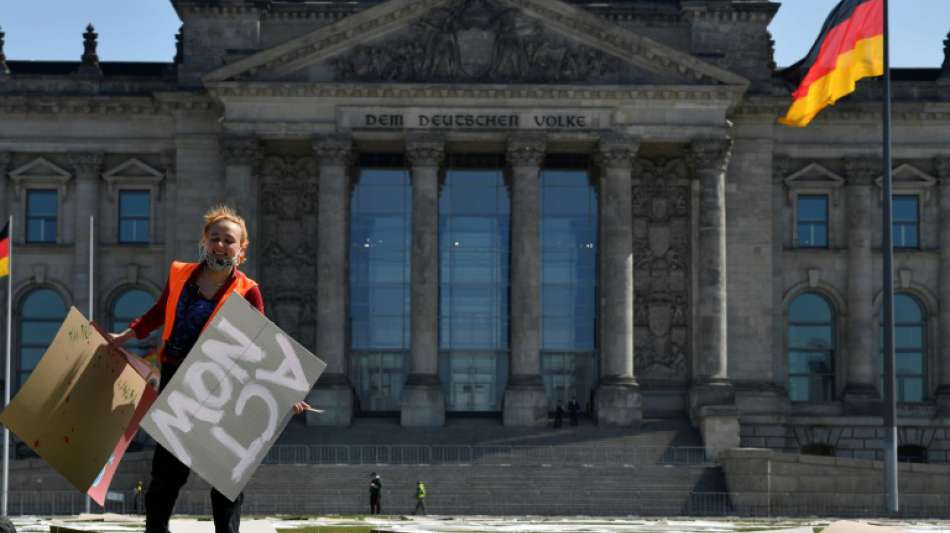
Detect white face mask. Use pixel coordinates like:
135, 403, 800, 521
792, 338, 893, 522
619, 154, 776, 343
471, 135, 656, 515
198, 246, 238, 272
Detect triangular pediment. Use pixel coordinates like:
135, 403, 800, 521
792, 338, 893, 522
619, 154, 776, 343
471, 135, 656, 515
103, 158, 164, 181
875, 164, 937, 189
784, 163, 846, 188
205, 0, 748, 88
8, 157, 71, 180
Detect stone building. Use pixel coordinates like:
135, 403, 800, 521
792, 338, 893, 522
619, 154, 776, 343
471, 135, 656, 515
1, 0, 949, 460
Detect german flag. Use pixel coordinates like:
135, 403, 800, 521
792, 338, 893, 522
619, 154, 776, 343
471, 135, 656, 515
0, 221, 9, 278
779, 0, 884, 127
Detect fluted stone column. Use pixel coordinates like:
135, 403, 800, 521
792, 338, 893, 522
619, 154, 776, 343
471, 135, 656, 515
70, 153, 103, 320
843, 158, 879, 411
503, 133, 548, 426
594, 135, 642, 426
310, 135, 354, 426
401, 134, 446, 426
688, 139, 738, 459
221, 136, 260, 279
935, 158, 950, 413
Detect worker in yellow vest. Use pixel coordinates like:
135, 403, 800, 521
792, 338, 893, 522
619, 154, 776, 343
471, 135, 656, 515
413, 480, 427, 515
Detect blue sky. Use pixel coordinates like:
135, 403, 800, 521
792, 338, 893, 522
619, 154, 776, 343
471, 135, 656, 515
0, 1, 946, 68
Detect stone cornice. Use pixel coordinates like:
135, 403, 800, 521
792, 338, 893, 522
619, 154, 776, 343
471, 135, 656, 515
681, 1, 779, 24
207, 81, 743, 106
0, 94, 217, 116
735, 97, 950, 123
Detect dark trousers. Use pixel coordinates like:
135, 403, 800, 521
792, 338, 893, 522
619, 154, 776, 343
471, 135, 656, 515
413, 499, 426, 515
370, 493, 381, 514
145, 361, 244, 533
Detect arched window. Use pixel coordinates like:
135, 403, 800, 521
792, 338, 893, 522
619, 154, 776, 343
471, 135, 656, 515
18, 288, 67, 390
111, 289, 157, 357
880, 294, 925, 403
788, 292, 835, 402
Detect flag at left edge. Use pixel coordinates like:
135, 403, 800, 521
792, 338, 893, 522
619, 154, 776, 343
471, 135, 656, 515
0, 220, 9, 278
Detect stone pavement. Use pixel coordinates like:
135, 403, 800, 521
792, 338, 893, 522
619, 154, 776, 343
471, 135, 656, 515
9, 514, 950, 533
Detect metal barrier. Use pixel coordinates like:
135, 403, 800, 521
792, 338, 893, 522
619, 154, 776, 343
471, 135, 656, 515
261, 444, 712, 466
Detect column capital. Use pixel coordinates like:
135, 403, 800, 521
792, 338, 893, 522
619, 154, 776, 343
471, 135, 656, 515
844, 157, 880, 186
221, 136, 259, 166
688, 138, 733, 176
506, 133, 546, 168
406, 133, 446, 168
68, 152, 104, 178
935, 157, 950, 184
313, 134, 354, 167
596, 134, 640, 170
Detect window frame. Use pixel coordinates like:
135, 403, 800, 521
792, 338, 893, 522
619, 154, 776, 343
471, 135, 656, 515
795, 194, 830, 249
101, 158, 165, 246
25, 189, 60, 244
117, 189, 153, 245
877, 292, 929, 404
787, 292, 837, 403
16, 287, 68, 391
891, 194, 920, 250
780, 162, 845, 250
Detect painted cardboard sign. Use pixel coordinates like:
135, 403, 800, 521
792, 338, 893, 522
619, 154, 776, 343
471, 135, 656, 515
140, 294, 326, 501
0, 307, 159, 506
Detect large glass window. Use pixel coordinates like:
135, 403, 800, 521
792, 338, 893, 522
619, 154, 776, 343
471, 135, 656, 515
880, 293, 925, 403
788, 292, 835, 402
18, 288, 67, 390
26, 190, 57, 243
111, 289, 157, 357
892, 195, 919, 249
349, 160, 411, 412
540, 161, 598, 410
118, 190, 151, 244
439, 156, 509, 411
797, 195, 828, 248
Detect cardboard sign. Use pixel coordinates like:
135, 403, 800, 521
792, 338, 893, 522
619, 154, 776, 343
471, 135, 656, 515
140, 294, 326, 501
0, 307, 159, 505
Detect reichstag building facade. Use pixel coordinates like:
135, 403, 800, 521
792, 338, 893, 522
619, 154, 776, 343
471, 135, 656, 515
2, 0, 950, 458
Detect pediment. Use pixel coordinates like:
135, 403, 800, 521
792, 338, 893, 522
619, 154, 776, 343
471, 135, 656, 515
874, 164, 937, 189
101, 158, 166, 198
205, 0, 748, 88
783, 163, 846, 189
9, 157, 71, 180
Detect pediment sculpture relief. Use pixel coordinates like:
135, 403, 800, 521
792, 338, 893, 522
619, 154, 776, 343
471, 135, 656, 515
330, 0, 625, 84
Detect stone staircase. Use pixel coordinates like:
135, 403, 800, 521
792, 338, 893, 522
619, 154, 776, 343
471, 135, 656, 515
8, 417, 731, 516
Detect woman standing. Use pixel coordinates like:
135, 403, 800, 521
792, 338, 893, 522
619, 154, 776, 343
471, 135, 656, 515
110, 205, 308, 533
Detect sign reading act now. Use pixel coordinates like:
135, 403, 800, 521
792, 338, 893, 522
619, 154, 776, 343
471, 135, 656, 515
141, 294, 326, 501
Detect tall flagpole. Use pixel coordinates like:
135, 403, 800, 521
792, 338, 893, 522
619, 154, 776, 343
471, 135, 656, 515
2, 214, 12, 516
85, 215, 94, 515
881, 0, 899, 514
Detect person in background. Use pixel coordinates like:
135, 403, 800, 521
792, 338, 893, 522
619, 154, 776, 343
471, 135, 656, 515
369, 472, 382, 514
109, 205, 309, 533
567, 397, 581, 426
133, 480, 144, 514
413, 480, 427, 515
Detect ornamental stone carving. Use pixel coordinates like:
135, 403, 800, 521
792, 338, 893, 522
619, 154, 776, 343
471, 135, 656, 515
506, 134, 546, 167
845, 158, 880, 186
221, 137, 259, 167
406, 134, 446, 168
313, 135, 354, 167
69, 152, 104, 177
330, 0, 624, 84
258, 155, 319, 349
688, 139, 732, 176
631, 158, 691, 381
596, 135, 640, 170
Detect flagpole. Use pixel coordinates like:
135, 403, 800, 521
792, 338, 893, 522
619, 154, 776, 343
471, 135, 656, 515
85, 214, 94, 515
2, 214, 12, 516
880, 0, 899, 514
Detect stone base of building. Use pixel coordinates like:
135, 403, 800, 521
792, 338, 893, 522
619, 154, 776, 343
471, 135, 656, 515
306, 375, 354, 426
843, 384, 881, 415
688, 380, 736, 423
695, 405, 740, 460
503, 379, 548, 426
595, 380, 643, 426
401, 375, 446, 426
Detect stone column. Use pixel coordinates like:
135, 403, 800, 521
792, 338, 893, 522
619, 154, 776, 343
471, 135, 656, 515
221, 136, 260, 279
935, 158, 950, 414
70, 153, 103, 320
310, 135, 354, 426
688, 139, 738, 458
503, 133, 548, 426
593, 135, 642, 426
843, 158, 878, 412
401, 134, 446, 426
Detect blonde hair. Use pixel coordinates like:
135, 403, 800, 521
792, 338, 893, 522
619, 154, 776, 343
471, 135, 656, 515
200, 205, 249, 259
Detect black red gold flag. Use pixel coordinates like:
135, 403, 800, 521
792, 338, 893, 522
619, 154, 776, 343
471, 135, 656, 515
779, 0, 884, 127
0, 221, 8, 278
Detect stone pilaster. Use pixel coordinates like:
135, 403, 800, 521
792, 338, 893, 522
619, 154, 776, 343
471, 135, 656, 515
935, 158, 950, 413
593, 135, 642, 426
221, 136, 260, 279
401, 133, 446, 427
310, 135, 354, 426
843, 158, 879, 412
69, 153, 103, 320
503, 133, 548, 426
688, 138, 738, 459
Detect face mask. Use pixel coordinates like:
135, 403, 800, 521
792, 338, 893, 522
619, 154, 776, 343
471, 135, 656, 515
198, 246, 238, 272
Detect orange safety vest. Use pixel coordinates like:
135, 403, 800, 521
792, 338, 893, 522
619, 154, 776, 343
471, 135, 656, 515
160, 261, 258, 362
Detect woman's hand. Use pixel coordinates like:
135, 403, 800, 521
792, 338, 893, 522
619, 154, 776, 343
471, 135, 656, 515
108, 329, 136, 346
292, 401, 311, 416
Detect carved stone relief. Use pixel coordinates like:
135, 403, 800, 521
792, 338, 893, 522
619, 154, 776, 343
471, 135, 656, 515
330, 0, 626, 84
631, 158, 691, 381
259, 155, 319, 350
